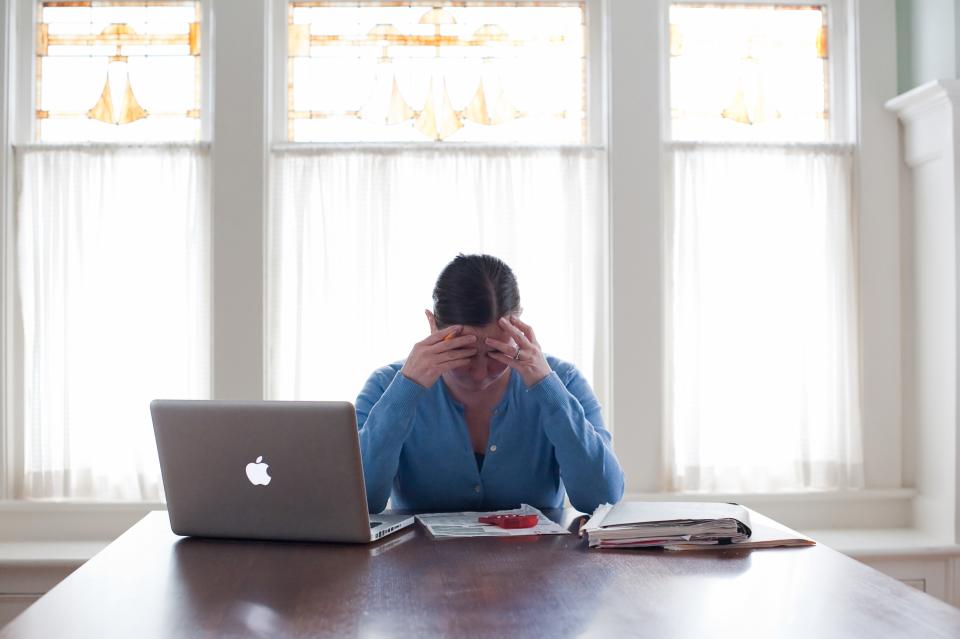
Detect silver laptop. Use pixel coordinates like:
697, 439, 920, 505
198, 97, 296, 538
150, 399, 413, 543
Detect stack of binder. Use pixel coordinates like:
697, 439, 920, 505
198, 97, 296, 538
583, 501, 815, 551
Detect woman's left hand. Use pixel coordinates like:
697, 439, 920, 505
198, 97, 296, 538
486, 316, 552, 388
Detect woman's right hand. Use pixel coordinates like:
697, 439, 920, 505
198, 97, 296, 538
400, 310, 477, 388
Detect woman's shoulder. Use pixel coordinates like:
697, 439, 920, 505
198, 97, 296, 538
361, 360, 405, 388
544, 355, 583, 383
383, 360, 405, 374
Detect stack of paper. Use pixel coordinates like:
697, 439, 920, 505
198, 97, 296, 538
583, 502, 752, 549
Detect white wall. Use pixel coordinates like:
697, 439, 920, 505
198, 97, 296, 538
897, 0, 959, 92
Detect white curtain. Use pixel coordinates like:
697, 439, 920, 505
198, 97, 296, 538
267, 146, 607, 407
16, 144, 209, 500
666, 143, 863, 492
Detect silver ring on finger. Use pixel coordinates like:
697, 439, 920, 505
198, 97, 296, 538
513, 346, 522, 361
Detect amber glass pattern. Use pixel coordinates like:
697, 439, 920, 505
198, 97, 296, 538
37, 1, 201, 142
670, 4, 829, 142
288, 1, 585, 142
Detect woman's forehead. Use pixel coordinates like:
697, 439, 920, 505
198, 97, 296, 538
460, 322, 510, 339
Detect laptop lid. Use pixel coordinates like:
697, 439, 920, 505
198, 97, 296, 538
151, 399, 380, 543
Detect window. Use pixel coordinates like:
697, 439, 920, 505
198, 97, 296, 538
669, 4, 828, 142
664, 2, 862, 492
36, 0, 201, 141
286, 1, 584, 142
11, 0, 209, 500
268, 1, 607, 406
0, 1, 901, 511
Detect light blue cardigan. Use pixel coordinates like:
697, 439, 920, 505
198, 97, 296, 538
355, 356, 625, 514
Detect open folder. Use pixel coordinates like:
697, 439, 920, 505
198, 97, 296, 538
582, 501, 816, 551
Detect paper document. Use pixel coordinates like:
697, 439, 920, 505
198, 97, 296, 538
582, 501, 814, 551
662, 511, 815, 551
583, 501, 751, 548
416, 504, 570, 539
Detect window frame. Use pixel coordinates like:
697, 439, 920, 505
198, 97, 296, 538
609, 0, 903, 497
0, 0, 907, 528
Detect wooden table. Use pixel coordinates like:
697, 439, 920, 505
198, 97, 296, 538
3, 510, 960, 638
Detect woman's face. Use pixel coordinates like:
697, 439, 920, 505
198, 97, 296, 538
442, 321, 517, 393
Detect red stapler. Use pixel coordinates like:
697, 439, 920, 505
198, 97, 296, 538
477, 514, 539, 529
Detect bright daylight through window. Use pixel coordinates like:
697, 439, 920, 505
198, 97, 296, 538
287, 1, 584, 142
36, 0, 201, 141
14, 1, 208, 500
670, 3, 829, 141
665, 3, 863, 493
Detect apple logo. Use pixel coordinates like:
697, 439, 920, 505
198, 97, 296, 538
245, 456, 272, 486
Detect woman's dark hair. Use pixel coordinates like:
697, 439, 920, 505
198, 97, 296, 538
432, 254, 521, 328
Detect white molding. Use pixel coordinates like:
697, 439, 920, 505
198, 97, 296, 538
805, 526, 960, 557
210, 0, 267, 400
608, 0, 664, 494
1, 0, 34, 502
585, 0, 606, 146
610, 0, 663, 489
272, 142, 604, 152
886, 79, 960, 545
625, 488, 915, 530
855, 0, 903, 490
0, 0, 11, 501
268, 0, 287, 145
886, 79, 960, 122
199, 0, 212, 142
0, 502, 163, 542
0, 490, 914, 544
666, 141, 854, 152
0, 542, 107, 566
886, 80, 960, 168
625, 487, 915, 504
830, 0, 856, 144
13, 0, 33, 145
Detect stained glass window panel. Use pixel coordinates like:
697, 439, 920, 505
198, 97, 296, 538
288, 2, 585, 143
670, 4, 829, 142
37, 1, 201, 142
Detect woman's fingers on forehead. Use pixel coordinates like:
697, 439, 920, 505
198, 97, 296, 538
434, 335, 476, 351
498, 317, 531, 346
437, 348, 477, 363
509, 315, 528, 329
509, 315, 536, 341
483, 336, 514, 353
426, 324, 462, 345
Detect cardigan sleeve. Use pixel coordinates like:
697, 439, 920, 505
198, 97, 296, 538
355, 363, 427, 513
528, 359, 625, 513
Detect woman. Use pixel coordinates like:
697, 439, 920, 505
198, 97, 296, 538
356, 254, 624, 514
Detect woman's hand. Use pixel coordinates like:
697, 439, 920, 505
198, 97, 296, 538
485, 316, 552, 388
400, 310, 478, 388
